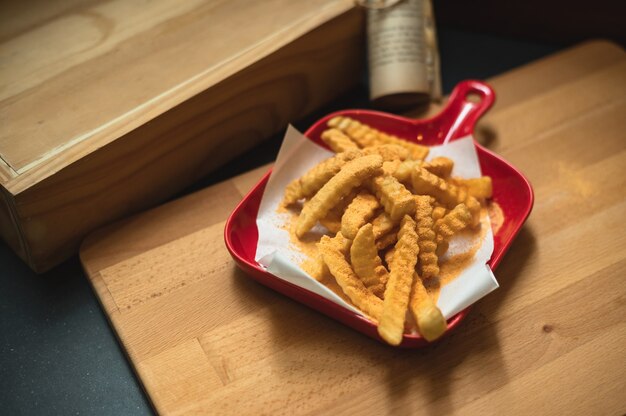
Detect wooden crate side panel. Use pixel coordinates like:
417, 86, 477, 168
12, 8, 365, 272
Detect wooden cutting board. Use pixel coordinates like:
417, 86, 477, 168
80, 41, 626, 415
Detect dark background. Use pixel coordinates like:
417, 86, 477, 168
2, 3, 622, 415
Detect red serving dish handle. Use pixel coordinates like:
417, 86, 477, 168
224, 80, 533, 347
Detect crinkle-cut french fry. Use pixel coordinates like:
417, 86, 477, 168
376, 231, 398, 250
321, 128, 359, 153
340, 122, 372, 147
283, 150, 362, 205
382, 160, 402, 176
328, 117, 379, 147
456, 186, 468, 205
409, 272, 447, 341
319, 234, 383, 320
328, 116, 429, 160
411, 166, 460, 208
392, 159, 421, 183
414, 196, 439, 279
296, 155, 383, 238
431, 206, 447, 222
341, 192, 380, 239
464, 195, 482, 228
351, 224, 389, 298
434, 203, 472, 241
377, 132, 430, 161
308, 252, 329, 281
452, 176, 493, 199
371, 211, 396, 239
327, 115, 350, 131
423, 157, 454, 178
378, 215, 419, 346
363, 144, 410, 162
316, 188, 358, 234
370, 175, 416, 221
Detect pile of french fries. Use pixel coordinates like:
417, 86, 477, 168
283, 116, 492, 345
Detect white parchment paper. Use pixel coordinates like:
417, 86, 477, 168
255, 125, 498, 320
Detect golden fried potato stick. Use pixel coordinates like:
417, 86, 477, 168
464, 195, 482, 228
341, 192, 380, 239
423, 157, 454, 178
296, 155, 383, 238
376, 231, 398, 250
431, 206, 447, 222
351, 224, 389, 298
452, 176, 493, 199
328, 116, 429, 160
392, 160, 421, 183
377, 132, 430, 161
370, 175, 416, 221
328, 116, 380, 148
434, 203, 472, 241
308, 253, 329, 281
382, 160, 402, 176
414, 196, 439, 279
321, 128, 359, 153
363, 144, 410, 161
409, 273, 447, 341
283, 150, 362, 205
378, 215, 419, 346
371, 211, 396, 239
319, 234, 383, 320
411, 166, 460, 208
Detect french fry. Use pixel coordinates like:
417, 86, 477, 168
283, 150, 362, 205
341, 192, 380, 239
283, 119, 495, 346
452, 176, 493, 199
328, 116, 429, 160
319, 234, 383, 320
351, 224, 389, 298
409, 273, 447, 341
464, 195, 482, 228
364, 144, 410, 161
382, 160, 402, 176
371, 211, 396, 239
296, 155, 383, 238
431, 206, 447, 222
423, 157, 454, 178
435, 203, 472, 241
392, 159, 421, 183
376, 231, 398, 250
378, 215, 419, 346
377, 132, 430, 161
411, 166, 460, 207
321, 128, 359, 152
414, 196, 439, 279
370, 175, 416, 221
328, 116, 380, 148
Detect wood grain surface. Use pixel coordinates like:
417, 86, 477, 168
81, 41, 626, 415
0, 0, 364, 271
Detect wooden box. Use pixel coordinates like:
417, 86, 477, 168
0, 0, 365, 272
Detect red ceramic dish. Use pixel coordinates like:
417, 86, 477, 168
224, 80, 534, 347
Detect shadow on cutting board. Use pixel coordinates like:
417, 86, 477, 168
228, 223, 536, 413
